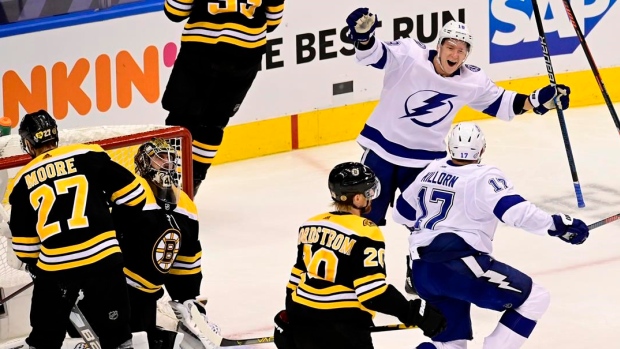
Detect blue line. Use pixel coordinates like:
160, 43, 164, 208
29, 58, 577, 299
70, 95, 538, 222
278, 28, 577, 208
0, 1, 164, 39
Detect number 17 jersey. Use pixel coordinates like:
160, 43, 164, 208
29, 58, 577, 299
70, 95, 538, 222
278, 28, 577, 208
393, 158, 554, 259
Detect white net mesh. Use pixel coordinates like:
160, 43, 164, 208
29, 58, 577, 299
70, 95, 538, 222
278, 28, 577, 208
0, 125, 192, 291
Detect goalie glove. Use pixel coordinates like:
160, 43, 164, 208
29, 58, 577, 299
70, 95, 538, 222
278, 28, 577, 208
169, 298, 220, 349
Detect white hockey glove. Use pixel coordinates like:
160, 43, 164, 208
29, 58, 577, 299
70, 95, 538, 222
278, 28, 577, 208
169, 297, 221, 349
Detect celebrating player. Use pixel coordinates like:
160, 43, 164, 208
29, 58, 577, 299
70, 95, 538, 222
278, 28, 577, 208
8, 110, 147, 349
273, 162, 446, 349
162, 0, 285, 195
394, 122, 589, 349
346, 8, 572, 293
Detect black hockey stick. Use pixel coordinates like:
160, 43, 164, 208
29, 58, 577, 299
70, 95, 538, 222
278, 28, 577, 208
0, 281, 32, 305
560, 0, 620, 134
217, 323, 415, 347
587, 214, 620, 230
531, 0, 585, 208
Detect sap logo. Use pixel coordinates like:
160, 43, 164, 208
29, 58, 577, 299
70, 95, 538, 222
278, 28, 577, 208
489, 0, 617, 63
400, 90, 457, 127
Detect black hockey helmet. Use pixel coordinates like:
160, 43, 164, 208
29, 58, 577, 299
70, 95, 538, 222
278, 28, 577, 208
135, 138, 180, 210
328, 162, 380, 203
19, 110, 59, 157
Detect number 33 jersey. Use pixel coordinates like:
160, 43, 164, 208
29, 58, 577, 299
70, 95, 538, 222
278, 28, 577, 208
286, 212, 390, 326
393, 158, 554, 259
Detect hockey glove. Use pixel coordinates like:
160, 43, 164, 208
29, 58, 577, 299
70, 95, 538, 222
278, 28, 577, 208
346, 7, 378, 42
273, 310, 297, 349
529, 84, 571, 115
399, 299, 446, 338
548, 214, 589, 245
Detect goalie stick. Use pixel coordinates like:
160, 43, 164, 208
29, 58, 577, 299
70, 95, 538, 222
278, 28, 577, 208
70, 293, 103, 349
197, 322, 415, 347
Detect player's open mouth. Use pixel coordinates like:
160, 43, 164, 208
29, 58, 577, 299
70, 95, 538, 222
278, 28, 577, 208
447, 60, 457, 67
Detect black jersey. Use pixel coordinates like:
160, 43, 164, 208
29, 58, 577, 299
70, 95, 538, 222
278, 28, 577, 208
164, 0, 285, 65
286, 212, 393, 327
112, 177, 202, 302
8, 144, 146, 279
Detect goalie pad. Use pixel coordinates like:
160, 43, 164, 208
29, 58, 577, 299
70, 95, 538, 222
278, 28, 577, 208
0, 332, 149, 349
169, 298, 221, 349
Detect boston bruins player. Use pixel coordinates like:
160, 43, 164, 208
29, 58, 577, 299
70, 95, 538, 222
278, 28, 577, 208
162, 0, 285, 194
8, 110, 146, 349
109, 138, 215, 349
274, 162, 447, 349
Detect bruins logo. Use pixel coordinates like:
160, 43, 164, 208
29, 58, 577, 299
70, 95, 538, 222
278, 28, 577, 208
152, 229, 181, 273
362, 219, 377, 227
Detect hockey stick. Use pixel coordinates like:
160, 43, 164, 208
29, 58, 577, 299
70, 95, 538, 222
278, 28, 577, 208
207, 323, 415, 347
70, 296, 102, 349
560, 0, 620, 134
0, 281, 33, 305
531, 0, 586, 208
587, 214, 620, 230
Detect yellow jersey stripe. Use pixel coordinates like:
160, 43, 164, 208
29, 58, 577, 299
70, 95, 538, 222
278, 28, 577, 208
175, 251, 202, 263
40, 231, 116, 255
37, 246, 121, 271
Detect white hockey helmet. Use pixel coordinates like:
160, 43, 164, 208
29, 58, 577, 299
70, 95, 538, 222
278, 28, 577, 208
448, 122, 486, 161
437, 20, 473, 53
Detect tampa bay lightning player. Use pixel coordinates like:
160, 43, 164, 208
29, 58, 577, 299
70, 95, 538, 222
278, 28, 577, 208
393, 122, 589, 349
346, 7, 572, 293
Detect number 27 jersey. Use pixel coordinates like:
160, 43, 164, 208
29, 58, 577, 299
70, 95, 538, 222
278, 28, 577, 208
393, 158, 554, 258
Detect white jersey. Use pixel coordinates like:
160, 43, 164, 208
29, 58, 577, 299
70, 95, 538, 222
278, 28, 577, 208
393, 158, 554, 259
356, 38, 518, 167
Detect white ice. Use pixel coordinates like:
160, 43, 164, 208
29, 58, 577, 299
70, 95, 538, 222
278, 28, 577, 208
196, 103, 620, 348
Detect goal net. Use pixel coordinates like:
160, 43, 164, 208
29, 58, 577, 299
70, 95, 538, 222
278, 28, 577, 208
0, 125, 192, 338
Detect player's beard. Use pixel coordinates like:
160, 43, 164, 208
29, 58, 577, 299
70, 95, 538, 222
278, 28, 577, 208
362, 202, 372, 215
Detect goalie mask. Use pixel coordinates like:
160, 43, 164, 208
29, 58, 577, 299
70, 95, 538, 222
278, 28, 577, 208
135, 138, 180, 210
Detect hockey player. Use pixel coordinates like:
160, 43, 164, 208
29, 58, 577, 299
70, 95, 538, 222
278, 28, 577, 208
273, 162, 446, 349
394, 122, 589, 349
346, 8, 572, 293
72, 138, 218, 349
7, 110, 147, 349
162, 0, 285, 195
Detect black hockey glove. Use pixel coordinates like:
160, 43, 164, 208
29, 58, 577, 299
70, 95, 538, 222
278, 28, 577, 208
399, 299, 446, 338
274, 310, 297, 349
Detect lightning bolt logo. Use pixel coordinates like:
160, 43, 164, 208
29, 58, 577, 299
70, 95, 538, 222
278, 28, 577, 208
401, 90, 457, 128
484, 270, 521, 293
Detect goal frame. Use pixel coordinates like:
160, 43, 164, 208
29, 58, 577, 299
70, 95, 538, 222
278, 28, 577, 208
0, 126, 194, 199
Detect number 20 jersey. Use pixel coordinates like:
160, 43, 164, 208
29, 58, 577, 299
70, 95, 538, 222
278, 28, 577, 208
286, 212, 390, 327
393, 158, 554, 259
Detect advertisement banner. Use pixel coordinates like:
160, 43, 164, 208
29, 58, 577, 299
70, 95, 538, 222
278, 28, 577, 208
0, 0, 618, 130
